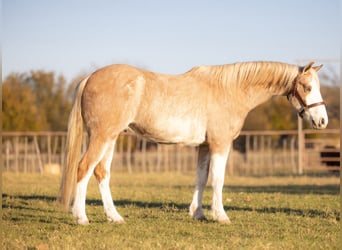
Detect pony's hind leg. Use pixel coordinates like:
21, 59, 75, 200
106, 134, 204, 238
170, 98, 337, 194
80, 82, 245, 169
94, 139, 125, 223
72, 137, 110, 225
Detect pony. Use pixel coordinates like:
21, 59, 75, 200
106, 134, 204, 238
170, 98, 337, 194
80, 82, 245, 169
59, 61, 327, 224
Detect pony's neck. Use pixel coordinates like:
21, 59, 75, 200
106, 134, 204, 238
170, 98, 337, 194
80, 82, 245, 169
188, 62, 299, 109
190, 61, 299, 93
234, 62, 299, 110
232, 62, 299, 96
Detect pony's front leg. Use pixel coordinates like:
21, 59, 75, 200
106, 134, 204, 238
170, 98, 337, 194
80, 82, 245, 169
94, 140, 125, 224
189, 144, 210, 220
210, 145, 231, 224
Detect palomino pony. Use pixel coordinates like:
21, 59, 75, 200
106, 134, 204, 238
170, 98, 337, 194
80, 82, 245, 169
59, 61, 328, 225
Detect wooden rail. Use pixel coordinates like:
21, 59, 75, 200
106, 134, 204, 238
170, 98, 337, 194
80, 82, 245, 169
2, 129, 340, 175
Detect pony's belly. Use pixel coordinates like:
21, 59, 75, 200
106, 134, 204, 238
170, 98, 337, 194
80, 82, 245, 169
128, 120, 206, 146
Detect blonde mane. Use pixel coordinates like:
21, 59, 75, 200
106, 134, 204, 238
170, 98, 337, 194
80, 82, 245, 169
187, 61, 299, 95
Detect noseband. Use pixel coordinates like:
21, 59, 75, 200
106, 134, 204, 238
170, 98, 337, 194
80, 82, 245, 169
287, 77, 326, 118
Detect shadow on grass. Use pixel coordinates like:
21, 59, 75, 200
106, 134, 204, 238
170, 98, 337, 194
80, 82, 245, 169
2, 193, 57, 202
2, 193, 76, 225
227, 205, 340, 221
3, 193, 339, 223
92, 199, 339, 221
225, 184, 340, 195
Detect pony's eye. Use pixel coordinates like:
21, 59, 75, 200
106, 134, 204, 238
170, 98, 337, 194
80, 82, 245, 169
304, 86, 312, 92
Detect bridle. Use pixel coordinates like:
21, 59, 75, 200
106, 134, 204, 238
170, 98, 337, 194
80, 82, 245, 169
287, 76, 326, 118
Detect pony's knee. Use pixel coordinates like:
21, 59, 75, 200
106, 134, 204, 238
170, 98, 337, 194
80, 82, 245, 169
77, 165, 87, 182
94, 163, 107, 182
77, 158, 92, 182
76, 141, 109, 182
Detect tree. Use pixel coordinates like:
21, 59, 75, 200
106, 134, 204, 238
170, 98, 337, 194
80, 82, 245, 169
2, 71, 72, 131
243, 96, 297, 131
2, 73, 47, 131
29, 70, 72, 131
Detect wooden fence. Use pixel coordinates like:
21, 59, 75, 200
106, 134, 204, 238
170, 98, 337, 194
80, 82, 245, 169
1, 129, 340, 176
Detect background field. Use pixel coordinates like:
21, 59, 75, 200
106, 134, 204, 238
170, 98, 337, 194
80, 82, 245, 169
2, 173, 340, 249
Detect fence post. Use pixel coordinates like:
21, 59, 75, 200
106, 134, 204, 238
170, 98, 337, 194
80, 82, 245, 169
33, 136, 44, 174
290, 136, 296, 173
47, 134, 52, 165
141, 139, 147, 173
24, 136, 28, 173
5, 140, 10, 172
14, 136, 19, 173
297, 117, 304, 175
157, 145, 162, 172
126, 135, 132, 174
176, 145, 182, 173
61, 135, 66, 172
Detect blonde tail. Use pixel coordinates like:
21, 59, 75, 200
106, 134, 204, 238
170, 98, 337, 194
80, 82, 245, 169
59, 76, 89, 210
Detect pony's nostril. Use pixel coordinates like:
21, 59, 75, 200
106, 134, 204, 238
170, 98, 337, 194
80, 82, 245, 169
320, 118, 325, 127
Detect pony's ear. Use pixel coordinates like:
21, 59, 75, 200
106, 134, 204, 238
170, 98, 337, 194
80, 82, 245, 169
313, 64, 323, 72
303, 61, 315, 72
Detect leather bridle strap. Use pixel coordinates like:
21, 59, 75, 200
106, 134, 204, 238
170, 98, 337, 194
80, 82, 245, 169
287, 77, 326, 118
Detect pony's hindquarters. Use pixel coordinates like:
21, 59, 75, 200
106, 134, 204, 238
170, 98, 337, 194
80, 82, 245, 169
58, 68, 131, 224
58, 77, 89, 211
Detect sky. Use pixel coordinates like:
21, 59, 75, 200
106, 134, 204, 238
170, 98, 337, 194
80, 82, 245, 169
2, 0, 340, 82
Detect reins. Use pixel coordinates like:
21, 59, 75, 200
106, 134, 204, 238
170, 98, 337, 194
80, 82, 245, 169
287, 76, 326, 118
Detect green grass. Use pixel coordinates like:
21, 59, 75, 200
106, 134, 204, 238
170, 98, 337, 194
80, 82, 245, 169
2, 173, 340, 249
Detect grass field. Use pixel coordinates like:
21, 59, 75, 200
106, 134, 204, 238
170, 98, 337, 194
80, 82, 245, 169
2, 173, 340, 249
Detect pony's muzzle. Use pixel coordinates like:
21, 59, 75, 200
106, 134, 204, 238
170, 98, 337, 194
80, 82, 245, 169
319, 117, 326, 127
315, 117, 327, 129
311, 115, 328, 130
303, 102, 328, 130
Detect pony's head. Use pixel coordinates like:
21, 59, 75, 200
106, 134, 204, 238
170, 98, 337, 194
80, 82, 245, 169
287, 62, 328, 129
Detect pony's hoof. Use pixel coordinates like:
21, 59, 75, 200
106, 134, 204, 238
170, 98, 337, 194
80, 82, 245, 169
212, 210, 231, 224
193, 214, 207, 221
218, 218, 231, 224
77, 218, 90, 225
114, 219, 125, 224
189, 205, 206, 221
107, 216, 125, 224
